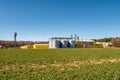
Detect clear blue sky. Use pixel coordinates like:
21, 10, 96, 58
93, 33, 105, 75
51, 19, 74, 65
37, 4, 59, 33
0, 0, 120, 41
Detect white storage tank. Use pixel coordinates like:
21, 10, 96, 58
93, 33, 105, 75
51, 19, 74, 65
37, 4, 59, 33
49, 39, 60, 48
49, 37, 76, 48
64, 40, 69, 48
55, 40, 60, 48
69, 40, 76, 48
61, 40, 69, 48
49, 39, 52, 48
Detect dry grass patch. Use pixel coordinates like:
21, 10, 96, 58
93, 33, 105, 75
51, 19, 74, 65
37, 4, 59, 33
1, 58, 120, 71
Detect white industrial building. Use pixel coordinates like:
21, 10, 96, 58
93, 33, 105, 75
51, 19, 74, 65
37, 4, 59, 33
95, 42, 112, 48
79, 40, 95, 48
49, 36, 113, 48
49, 37, 76, 48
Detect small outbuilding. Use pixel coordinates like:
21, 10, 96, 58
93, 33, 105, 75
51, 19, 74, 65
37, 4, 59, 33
20, 45, 32, 49
33, 44, 49, 49
79, 40, 95, 48
0, 45, 2, 49
95, 42, 112, 48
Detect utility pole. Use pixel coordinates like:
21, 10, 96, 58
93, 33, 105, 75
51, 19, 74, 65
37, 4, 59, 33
13, 32, 17, 47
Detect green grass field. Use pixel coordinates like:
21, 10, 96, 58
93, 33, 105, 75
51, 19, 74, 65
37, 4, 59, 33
1, 48, 120, 80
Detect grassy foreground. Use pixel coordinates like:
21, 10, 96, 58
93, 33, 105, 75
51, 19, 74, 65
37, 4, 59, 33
0, 48, 120, 80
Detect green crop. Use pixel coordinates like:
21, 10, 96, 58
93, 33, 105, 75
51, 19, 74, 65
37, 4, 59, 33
0, 48, 120, 80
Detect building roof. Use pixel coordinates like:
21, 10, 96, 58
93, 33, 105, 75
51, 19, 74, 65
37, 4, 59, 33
51, 37, 74, 39
79, 40, 94, 42
33, 44, 48, 45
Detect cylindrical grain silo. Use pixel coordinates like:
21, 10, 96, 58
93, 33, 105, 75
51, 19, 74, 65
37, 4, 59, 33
69, 40, 76, 48
61, 40, 69, 48
61, 40, 64, 48
49, 38, 60, 48
49, 38, 53, 48
64, 40, 69, 48
49, 39, 51, 48
55, 40, 60, 48
49, 37, 76, 48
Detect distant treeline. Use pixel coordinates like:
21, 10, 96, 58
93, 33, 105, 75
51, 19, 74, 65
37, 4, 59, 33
1, 37, 120, 48
92, 38, 113, 42
0, 40, 48, 48
92, 37, 120, 47
111, 37, 120, 47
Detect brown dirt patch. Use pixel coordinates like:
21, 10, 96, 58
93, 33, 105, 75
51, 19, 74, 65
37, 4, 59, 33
1, 58, 120, 71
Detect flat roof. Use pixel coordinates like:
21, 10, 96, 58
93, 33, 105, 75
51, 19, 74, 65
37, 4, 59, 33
51, 37, 74, 39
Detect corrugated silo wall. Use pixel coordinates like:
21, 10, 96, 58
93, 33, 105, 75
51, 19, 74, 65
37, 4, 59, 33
55, 40, 60, 48
61, 40, 66, 48
69, 40, 76, 48
64, 40, 69, 48
49, 39, 56, 48
49, 39, 53, 48
59, 39, 76, 48
60, 40, 70, 48
49, 39, 76, 48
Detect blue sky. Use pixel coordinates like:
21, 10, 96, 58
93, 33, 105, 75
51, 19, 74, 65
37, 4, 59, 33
0, 0, 120, 41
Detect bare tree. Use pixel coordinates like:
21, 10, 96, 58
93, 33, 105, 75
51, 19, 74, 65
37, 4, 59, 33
111, 37, 120, 47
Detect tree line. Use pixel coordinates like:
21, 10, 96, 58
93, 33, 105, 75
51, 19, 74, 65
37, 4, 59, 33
111, 37, 120, 47
0, 40, 48, 48
1, 37, 120, 48
92, 37, 120, 47
92, 38, 113, 42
